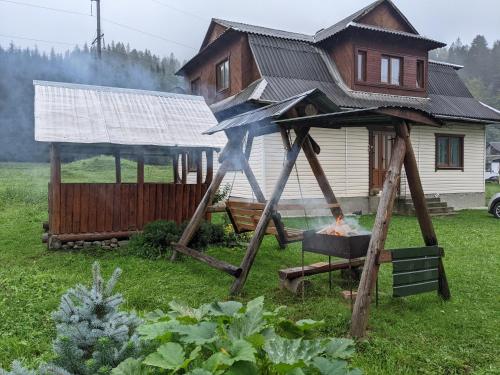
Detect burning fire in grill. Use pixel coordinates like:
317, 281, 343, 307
318, 215, 360, 237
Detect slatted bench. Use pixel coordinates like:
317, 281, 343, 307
226, 198, 341, 246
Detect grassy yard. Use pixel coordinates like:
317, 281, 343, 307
486, 181, 500, 203
0, 159, 499, 374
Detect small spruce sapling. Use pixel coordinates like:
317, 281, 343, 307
51, 262, 142, 375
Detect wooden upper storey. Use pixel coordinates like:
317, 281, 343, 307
178, 0, 445, 104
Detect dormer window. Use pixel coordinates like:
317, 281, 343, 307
216, 58, 230, 92
357, 50, 367, 82
381, 55, 402, 86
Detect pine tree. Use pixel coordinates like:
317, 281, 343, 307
51, 262, 142, 375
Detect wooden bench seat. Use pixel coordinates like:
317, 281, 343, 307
226, 198, 340, 246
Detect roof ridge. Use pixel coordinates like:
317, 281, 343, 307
33, 80, 203, 101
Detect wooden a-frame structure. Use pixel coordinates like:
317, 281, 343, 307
172, 90, 450, 338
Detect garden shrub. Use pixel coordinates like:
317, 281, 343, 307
130, 220, 229, 259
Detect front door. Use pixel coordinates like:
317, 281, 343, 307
370, 131, 395, 193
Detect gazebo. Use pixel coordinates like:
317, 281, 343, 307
34, 80, 226, 247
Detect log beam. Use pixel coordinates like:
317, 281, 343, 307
115, 151, 121, 183
350, 132, 407, 338
181, 153, 187, 184
396, 122, 450, 300
300, 133, 343, 218
229, 127, 310, 295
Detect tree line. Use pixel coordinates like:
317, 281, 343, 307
0, 42, 182, 161
431, 35, 500, 143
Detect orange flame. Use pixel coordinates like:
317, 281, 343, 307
319, 215, 357, 237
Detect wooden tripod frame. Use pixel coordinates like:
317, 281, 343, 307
173, 120, 450, 338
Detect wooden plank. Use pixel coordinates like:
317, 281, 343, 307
96, 185, 106, 232
80, 184, 89, 233
159, 184, 167, 220
172, 154, 180, 183
149, 183, 157, 222
206, 151, 213, 184
65, 185, 74, 234
392, 257, 439, 272
393, 280, 439, 297
137, 155, 145, 229
391, 246, 443, 260
105, 184, 113, 232
52, 230, 138, 242
350, 133, 406, 338
120, 184, 129, 231
230, 128, 310, 295
393, 268, 439, 286
181, 153, 187, 185
173, 244, 242, 277
113, 183, 121, 232
279, 258, 365, 280
129, 185, 137, 230
175, 184, 183, 223
72, 184, 81, 234
115, 152, 121, 183
88, 184, 97, 232
196, 150, 203, 185
167, 184, 175, 221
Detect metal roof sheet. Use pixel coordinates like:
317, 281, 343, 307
205, 89, 338, 134
34, 80, 226, 148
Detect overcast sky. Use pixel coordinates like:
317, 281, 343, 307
1, 0, 499, 61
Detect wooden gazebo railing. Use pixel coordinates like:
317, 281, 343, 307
47, 144, 213, 244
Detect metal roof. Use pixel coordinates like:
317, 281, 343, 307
34, 80, 226, 148
212, 18, 313, 42
205, 89, 339, 135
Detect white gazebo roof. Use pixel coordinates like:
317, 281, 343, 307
34, 80, 226, 149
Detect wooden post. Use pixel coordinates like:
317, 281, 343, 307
49, 143, 61, 235
137, 154, 145, 229
172, 158, 231, 261
206, 150, 214, 184
196, 150, 203, 185
181, 153, 187, 184
173, 153, 180, 183
230, 128, 310, 295
396, 122, 451, 300
301, 134, 343, 218
350, 133, 407, 338
244, 133, 254, 160
172, 136, 242, 261
115, 151, 121, 183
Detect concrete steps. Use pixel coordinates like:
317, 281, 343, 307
396, 196, 456, 217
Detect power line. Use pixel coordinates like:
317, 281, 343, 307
0, 0, 90, 17
148, 0, 207, 22
102, 18, 196, 50
0, 0, 197, 50
0, 32, 76, 46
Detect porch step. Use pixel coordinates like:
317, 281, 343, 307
396, 196, 456, 217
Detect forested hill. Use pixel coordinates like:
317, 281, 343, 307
0, 42, 182, 161
430, 35, 500, 143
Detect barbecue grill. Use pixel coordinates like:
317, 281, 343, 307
302, 230, 371, 259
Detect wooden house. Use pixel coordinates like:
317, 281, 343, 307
34, 81, 226, 247
177, 0, 500, 214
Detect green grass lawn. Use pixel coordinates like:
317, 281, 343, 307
0, 159, 499, 374
486, 181, 500, 203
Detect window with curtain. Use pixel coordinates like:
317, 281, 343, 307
436, 134, 464, 170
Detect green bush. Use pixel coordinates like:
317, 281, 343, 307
113, 297, 361, 374
130, 220, 229, 259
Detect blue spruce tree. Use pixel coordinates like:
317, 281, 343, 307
51, 262, 142, 374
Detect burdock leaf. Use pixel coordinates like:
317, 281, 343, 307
312, 357, 350, 375
111, 358, 149, 375
143, 342, 185, 370
324, 338, 356, 359
169, 321, 218, 345
264, 335, 325, 367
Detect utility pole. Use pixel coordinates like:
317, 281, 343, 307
92, 0, 103, 58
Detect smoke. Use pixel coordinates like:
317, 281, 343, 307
0, 42, 182, 162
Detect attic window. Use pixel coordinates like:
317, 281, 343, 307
357, 50, 367, 82
416, 60, 425, 88
381, 55, 402, 86
191, 78, 201, 95
216, 58, 230, 92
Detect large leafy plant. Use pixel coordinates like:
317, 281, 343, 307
112, 297, 361, 374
